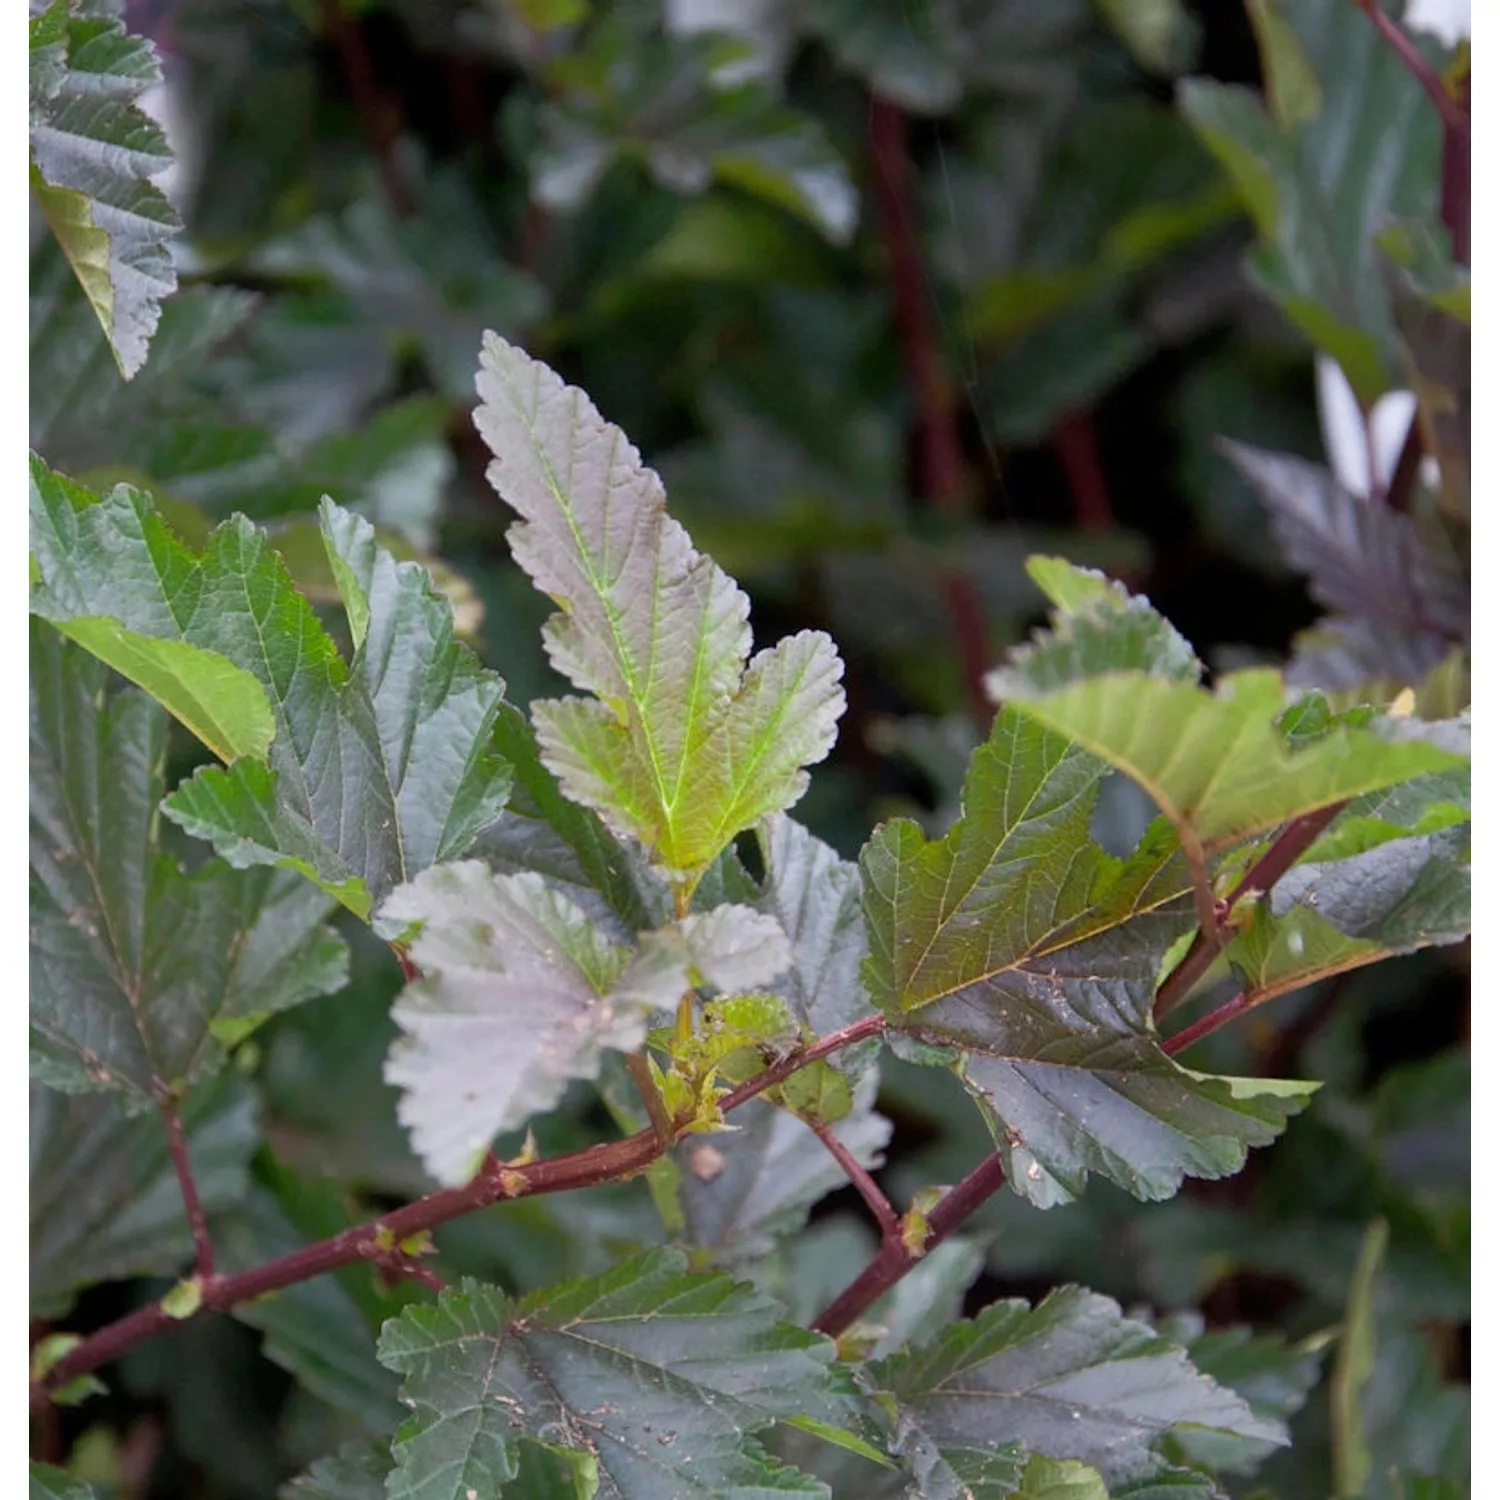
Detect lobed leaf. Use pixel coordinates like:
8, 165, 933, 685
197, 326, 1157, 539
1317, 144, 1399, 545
29, 0, 182, 378
281, 1444, 389, 1500
376, 1249, 840, 1499
987, 568, 1463, 853
1223, 441, 1468, 654
865, 1286, 1285, 1488
380, 862, 643, 1187
31, 1073, 258, 1317
30, 459, 513, 919
474, 333, 844, 884
30, 622, 347, 1106
863, 708, 1313, 1205
1178, 0, 1441, 400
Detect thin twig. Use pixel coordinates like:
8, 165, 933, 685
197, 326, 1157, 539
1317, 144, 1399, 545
1163, 990, 1255, 1055
1154, 803, 1347, 1022
811, 1121, 898, 1239
867, 93, 992, 729
812, 1152, 1008, 1338
158, 1096, 214, 1279
320, 0, 415, 217
1353, 0, 1471, 137
625, 1051, 675, 1147
32, 1013, 889, 1407
1054, 411, 1114, 531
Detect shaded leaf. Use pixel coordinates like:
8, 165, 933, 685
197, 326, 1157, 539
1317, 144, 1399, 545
281, 1444, 389, 1500
376, 1249, 839, 1499
475, 333, 844, 883
30, 621, 347, 1105
29, 0, 181, 377
30, 462, 513, 919
30, 1073, 258, 1316
864, 708, 1311, 1204
676, 1074, 892, 1265
1153, 1312, 1323, 1476
866, 1286, 1285, 1485
531, 18, 857, 242
1178, 0, 1441, 399
218, 1183, 403, 1433
1223, 441, 1468, 649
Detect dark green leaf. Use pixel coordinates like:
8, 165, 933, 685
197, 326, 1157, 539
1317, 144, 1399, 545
866, 1286, 1285, 1485
30, 621, 347, 1105
30, 463, 513, 919
281, 1444, 389, 1500
30, 1073, 258, 1316
376, 1249, 840, 1498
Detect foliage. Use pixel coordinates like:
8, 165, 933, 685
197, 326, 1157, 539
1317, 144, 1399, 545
28, 2, 1469, 1498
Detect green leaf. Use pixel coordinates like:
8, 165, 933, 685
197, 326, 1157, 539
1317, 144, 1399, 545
1011, 1456, 1108, 1499
29, 458, 275, 763
474, 333, 844, 884
1177, 0, 1442, 400
29, 1464, 96, 1500
1096, 0, 1200, 76
864, 708, 1311, 1204
281, 1444, 389, 1500
29, 0, 182, 378
30, 1073, 258, 1317
990, 557, 1202, 696
866, 1286, 1286, 1487
30, 622, 347, 1105
989, 633, 1462, 856
531, 20, 856, 242
30, 462, 513, 919
376, 1249, 839, 1499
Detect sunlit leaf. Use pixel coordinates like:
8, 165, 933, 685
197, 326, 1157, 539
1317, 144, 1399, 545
475, 333, 844, 884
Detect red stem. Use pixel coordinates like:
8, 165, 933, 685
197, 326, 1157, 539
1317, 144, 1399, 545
1354, 0, 1471, 138
1054, 411, 1114, 531
31, 1014, 888, 1408
812, 1121, 898, 1239
158, 1097, 214, 1279
1153, 802, 1347, 1022
320, 0, 414, 218
868, 93, 992, 728
1163, 991, 1255, 1055
812, 1152, 1008, 1337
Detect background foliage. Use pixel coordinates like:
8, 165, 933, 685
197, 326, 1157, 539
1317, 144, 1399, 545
29, 1, 1469, 1497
